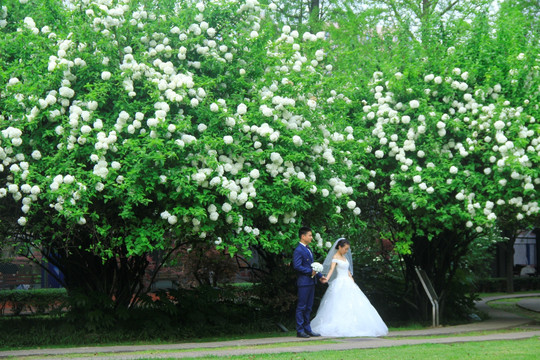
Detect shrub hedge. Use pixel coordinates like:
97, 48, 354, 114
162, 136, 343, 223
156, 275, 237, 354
0, 288, 68, 316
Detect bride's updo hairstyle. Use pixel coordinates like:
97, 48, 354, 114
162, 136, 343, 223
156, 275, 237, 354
335, 238, 350, 249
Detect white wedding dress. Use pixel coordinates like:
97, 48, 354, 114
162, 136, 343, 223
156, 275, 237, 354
311, 259, 388, 337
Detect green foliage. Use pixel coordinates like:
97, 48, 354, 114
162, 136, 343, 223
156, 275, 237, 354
0, 0, 538, 325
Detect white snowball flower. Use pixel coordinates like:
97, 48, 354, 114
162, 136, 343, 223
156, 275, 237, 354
101, 71, 111, 80
449, 166, 458, 174
237, 103, 247, 115
269, 215, 278, 224
31, 150, 42, 160
63, 175, 74, 184
59, 87, 75, 98
223, 135, 234, 144
222, 203, 232, 213
292, 135, 303, 146
250, 169, 260, 179
195, 2, 205, 11
18, 217, 27, 226
347, 200, 356, 210
20, 184, 32, 193
168, 215, 178, 225
409, 100, 420, 109
367, 182, 375, 190
494, 120, 505, 130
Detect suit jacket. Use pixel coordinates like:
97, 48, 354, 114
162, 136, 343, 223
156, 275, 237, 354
293, 243, 321, 287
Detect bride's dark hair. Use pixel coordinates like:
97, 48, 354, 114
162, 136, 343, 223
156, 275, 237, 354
335, 238, 350, 249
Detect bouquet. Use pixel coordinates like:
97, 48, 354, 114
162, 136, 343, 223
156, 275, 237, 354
311, 262, 323, 278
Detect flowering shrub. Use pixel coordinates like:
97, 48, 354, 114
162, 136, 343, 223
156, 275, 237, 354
1, 0, 538, 322
355, 64, 539, 251
0, 0, 365, 312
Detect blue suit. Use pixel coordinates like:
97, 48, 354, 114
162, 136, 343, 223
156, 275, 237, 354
293, 243, 321, 334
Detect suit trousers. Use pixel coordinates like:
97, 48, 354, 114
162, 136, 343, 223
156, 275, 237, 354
296, 284, 315, 333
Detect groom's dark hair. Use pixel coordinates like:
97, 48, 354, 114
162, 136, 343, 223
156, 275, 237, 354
299, 226, 312, 238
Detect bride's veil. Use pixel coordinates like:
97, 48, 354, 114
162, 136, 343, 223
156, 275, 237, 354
322, 238, 354, 282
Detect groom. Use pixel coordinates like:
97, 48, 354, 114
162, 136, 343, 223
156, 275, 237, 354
293, 226, 327, 338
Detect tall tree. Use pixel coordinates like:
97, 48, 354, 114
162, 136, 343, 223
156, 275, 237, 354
0, 0, 364, 317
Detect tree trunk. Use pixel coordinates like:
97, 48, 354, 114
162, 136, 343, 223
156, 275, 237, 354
41, 242, 149, 313
505, 237, 516, 293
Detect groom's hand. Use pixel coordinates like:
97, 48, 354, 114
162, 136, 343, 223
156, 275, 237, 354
319, 276, 328, 284
312, 270, 317, 277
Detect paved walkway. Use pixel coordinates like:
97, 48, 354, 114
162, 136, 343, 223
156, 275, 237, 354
1, 293, 539, 359
517, 297, 540, 313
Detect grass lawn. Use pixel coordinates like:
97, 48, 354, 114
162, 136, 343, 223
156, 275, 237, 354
174, 338, 540, 360
79, 337, 540, 360
15, 336, 540, 360
477, 291, 540, 299
220, 337, 538, 360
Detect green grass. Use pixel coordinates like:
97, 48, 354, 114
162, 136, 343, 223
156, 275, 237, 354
184, 338, 540, 360
488, 296, 540, 304
13, 337, 540, 359
15, 340, 341, 359
87, 338, 540, 360
477, 290, 540, 299
389, 327, 533, 340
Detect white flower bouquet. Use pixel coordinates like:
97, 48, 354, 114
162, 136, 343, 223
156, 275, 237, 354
311, 262, 323, 278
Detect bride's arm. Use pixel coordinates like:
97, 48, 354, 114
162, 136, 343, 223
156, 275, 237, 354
325, 262, 337, 279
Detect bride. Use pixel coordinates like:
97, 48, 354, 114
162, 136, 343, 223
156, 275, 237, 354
311, 238, 388, 337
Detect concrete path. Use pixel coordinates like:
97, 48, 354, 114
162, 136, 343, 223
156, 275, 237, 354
1, 293, 539, 359
517, 297, 540, 313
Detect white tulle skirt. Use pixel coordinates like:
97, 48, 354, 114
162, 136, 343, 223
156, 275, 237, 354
311, 275, 388, 337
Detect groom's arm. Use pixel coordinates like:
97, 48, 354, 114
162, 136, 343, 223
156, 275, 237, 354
292, 249, 313, 276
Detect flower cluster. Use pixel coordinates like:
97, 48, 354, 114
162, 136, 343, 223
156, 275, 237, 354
359, 65, 539, 233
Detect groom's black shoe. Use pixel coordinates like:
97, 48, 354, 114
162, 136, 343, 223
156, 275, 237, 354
306, 331, 321, 337
297, 332, 310, 338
